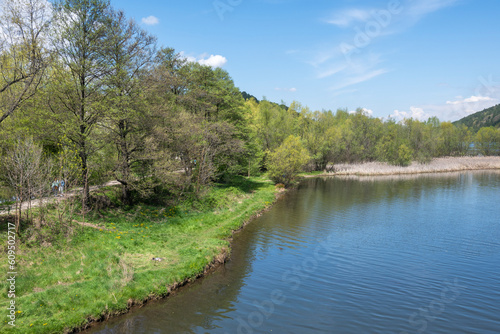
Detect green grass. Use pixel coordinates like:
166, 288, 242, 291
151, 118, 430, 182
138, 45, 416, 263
0, 176, 277, 333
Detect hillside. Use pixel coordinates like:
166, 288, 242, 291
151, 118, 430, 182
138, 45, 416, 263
241, 91, 259, 103
453, 104, 500, 132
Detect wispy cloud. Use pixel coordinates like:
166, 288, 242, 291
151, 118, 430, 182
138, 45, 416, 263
326, 8, 372, 27
141, 15, 159, 25
317, 64, 347, 79
407, 0, 459, 21
329, 68, 388, 91
275, 87, 297, 92
311, 0, 460, 98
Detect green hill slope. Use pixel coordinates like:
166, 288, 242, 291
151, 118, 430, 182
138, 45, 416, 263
453, 104, 500, 132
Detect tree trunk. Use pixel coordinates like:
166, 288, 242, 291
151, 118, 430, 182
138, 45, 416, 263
80, 149, 90, 210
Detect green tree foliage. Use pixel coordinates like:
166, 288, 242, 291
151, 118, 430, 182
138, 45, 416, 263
267, 135, 310, 186
475, 127, 500, 156
49, 0, 117, 208
375, 120, 402, 164
103, 9, 157, 204
145, 48, 246, 194
397, 144, 414, 167
249, 99, 296, 152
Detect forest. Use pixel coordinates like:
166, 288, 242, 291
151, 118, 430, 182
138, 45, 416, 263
2, 0, 500, 228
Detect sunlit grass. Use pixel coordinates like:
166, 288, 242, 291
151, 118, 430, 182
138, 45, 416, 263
0, 177, 276, 333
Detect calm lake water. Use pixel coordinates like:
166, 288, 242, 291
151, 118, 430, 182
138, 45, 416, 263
87, 172, 500, 334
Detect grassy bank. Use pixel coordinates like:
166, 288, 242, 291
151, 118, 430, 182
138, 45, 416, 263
303, 156, 500, 177
0, 176, 277, 333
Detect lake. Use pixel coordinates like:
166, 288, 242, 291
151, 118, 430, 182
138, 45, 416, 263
86, 171, 500, 334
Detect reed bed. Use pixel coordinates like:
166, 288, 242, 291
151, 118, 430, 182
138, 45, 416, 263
328, 156, 500, 176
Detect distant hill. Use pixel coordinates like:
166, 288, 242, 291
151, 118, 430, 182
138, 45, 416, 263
453, 104, 500, 132
241, 91, 259, 103
240, 91, 292, 112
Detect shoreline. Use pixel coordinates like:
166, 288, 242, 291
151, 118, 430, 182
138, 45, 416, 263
303, 156, 500, 177
0, 178, 280, 334
75, 186, 284, 333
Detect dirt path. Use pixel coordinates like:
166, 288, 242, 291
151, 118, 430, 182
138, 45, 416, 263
0, 180, 121, 216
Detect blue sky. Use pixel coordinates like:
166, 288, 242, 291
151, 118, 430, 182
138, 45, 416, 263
110, 0, 500, 122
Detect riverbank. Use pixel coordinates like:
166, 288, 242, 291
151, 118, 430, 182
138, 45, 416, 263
0, 177, 278, 333
305, 156, 500, 177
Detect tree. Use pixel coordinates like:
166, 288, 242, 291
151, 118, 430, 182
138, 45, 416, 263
0, 0, 50, 124
298, 109, 340, 171
251, 99, 296, 152
397, 144, 413, 167
348, 108, 383, 161
103, 9, 156, 204
376, 120, 404, 165
49, 0, 115, 209
267, 135, 310, 186
2, 138, 51, 236
475, 127, 500, 156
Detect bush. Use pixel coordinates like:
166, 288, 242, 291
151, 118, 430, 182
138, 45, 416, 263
267, 135, 310, 187
397, 144, 413, 167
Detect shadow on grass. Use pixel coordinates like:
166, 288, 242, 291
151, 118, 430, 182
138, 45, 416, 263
216, 175, 268, 193
0, 214, 32, 234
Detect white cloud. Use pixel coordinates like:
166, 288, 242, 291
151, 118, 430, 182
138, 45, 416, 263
317, 64, 347, 79
349, 108, 373, 116
390, 107, 431, 121
326, 8, 372, 27
275, 87, 297, 92
182, 53, 228, 68
389, 95, 500, 122
407, 0, 459, 21
362, 108, 373, 115
141, 16, 159, 25
446, 95, 494, 105
198, 54, 227, 68
331, 89, 358, 97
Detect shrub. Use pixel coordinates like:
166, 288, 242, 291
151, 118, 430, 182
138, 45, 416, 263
267, 136, 310, 187
397, 144, 413, 167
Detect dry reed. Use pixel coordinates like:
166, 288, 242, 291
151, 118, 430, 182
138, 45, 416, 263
325, 156, 500, 176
